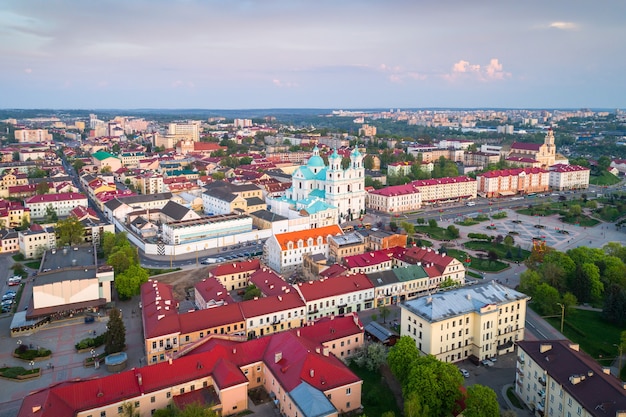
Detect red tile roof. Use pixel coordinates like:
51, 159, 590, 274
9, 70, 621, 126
141, 280, 180, 339
239, 292, 305, 318
194, 277, 234, 306
368, 183, 420, 197
249, 268, 293, 296
210, 259, 261, 278
178, 303, 245, 334
479, 167, 548, 178
295, 273, 374, 302
401, 246, 457, 275
293, 313, 363, 345
25, 192, 87, 204
343, 248, 397, 269
319, 264, 349, 278
411, 176, 475, 187
274, 225, 343, 251
505, 156, 539, 163
510, 142, 542, 151
549, 164, 589, 173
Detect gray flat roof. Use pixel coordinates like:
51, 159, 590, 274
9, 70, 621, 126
41, 245, 96, 271
36, 267, 97, 285
401, 281, 529, 322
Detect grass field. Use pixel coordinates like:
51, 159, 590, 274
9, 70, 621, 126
446, 248, 508, 272
544, 309, 622, 366
349, 363, 402, 417
415, 225, 458, 241
589, 170, 621, 186
463, 240, 530, 262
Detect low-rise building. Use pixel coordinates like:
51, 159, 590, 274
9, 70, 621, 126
294, 273, 375, 321
366, 183, 422, 213
399, 281, 529, 363
161, 213, 253, 246
0, 228, 19, 253
18, 225, 56, 259
328, 233, 365, 264
194, 276, 234, 310
264, 225, 343, 274
240, 292, 306, 339
515, 340, 626, 417
209, 259, 261, 292
25, 192, 88, 219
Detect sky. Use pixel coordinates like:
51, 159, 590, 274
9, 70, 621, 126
1, 0, 625, 109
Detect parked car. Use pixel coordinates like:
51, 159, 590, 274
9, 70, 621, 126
489, 357, 497, 363
481, 359, 494, 367
460, 368, 470, 378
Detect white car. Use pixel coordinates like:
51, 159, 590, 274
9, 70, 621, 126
201, 258, 219, 265
460, 368, 470, 378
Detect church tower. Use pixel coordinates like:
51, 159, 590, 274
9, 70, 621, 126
542, 128, 556, 167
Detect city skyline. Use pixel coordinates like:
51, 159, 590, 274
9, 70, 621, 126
1, 0, 626, 109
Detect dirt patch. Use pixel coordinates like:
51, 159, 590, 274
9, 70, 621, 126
148, 267, 213, 300
379, 364, 404, 412
248, 387, 272, 405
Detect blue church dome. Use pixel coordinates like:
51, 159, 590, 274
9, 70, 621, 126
307, 155, 325, 167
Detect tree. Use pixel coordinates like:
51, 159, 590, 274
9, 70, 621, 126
533, 283, 561, 316
243, 284, 262, 301
35, 181, 50, 195
464, 385, 500, 417
211, 172, 225, 180
27, 167, 47, 178
120, 402, 140, 417
387, 336, 419, 385
439, 277, 458, 288
105, 308, 126, 354
572, 263, 604, 303
45, 205, 58, 222
561, 292, 578, 315
447, 225, 460, 239
352, 342, 388, 371
403, 355, 464, 417
379, 305, 391, 323
55, 217, 85, 246
602, 284, 626, 325
404, 391, 429, 417
400, 221, 415, 236
363, 156, 374, 170
72, 159, 85, 172
503, 235, 515, 247
115, 264, 149, 299
101, 165, 112, 174
568, 204, 582, 217
428, 219, 438, 228
108, 247, 135, 275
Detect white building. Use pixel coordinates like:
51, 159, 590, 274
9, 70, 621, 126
168, 121, 200, 142
264, 224, 343, 274
548, 164, 590, 191
161, 213, 253, 245
18, 226, 56, 259
14, 129, 52, 143
25, 192, 89, 219
399, 281, 529, 363
515, 340, 626, 417
366, 183, 422, 213
278, 146, 365, 222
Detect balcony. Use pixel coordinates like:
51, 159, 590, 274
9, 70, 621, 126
538, 376, 546, 386
165, 345, 173, 350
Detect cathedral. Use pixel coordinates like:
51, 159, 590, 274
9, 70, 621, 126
507, 128, 557, 169
283, 146, 366, 222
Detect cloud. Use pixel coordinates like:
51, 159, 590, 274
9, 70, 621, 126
24, 68, 32, 74
377, 63, 427, 83
549, 21, 577, 30
272, 79, 298, 88
444, 58, 510, 81
171, 80, 195, 89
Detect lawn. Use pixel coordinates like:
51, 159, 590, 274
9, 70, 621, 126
457, 214, 490, 226
463, 240, 530, 262
446, 248, 508, 273
349, 363, 402, 417
414, 225, 458, 241
559, 214, 600, 227
589, 170, 621, 186
491, 211, 508, 219
25, 260, 41, 270
544, 309, 623, 366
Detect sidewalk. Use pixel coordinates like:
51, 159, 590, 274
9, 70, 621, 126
501, 384, 534, 416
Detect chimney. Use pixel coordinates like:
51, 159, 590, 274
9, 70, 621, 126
296, 329, 300, 337
602, 367, 611, 375
274, 352, 282, 363
309, 369, 314, 378
540, 344, 552, 353
569, 343, 580, 352
233, 348, 237, 354
31, 406, 42, 413
315, 347, 321, 354
322, 347, 329, 357
168, 357, 172, 365
137, 373, 143, 386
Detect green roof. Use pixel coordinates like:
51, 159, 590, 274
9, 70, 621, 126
92, 150, 118, 161
393, 264, 429, 281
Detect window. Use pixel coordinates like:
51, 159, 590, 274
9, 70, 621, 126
151, 396, 155, 403
346, 402, 351, 409
135, 401, 140, 408
101, 412, 106, 417
166, 392, 171, 399
346, 387, 351, 395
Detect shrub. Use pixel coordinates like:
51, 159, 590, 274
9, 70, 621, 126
75, 332, 107, 350
14, 347, 51, 360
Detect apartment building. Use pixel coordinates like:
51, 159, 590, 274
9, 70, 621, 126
387, 161, 413, 177
476, 168, 550, 198
168, 121, 200, 142
14, 129, 52, 143
0, 199, 30, 228
240, 292, 306, 338
119, 151, 145, 168
0, 228, 19, 253
25, 192, 88, 219
548, 164, 590, 191
399, 282, 528, 363
366, 182, 422, 213
410, 176, 477, 205
18, 225, 56, 258
515, 340, 626, 417
91, 150, 122, 172
194, 276, 234, 310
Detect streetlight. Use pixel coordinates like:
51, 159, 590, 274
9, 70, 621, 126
29, 361, 34, 372
614, 344, 623, 377
556, 303, 565, 333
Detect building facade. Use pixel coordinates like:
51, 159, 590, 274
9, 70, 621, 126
476, 168, 550, 198
515, 340, 626, 417
399, 282, 528, 363
548, 164, 590, 191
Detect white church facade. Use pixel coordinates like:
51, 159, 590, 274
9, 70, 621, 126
268, 146, 366, 224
